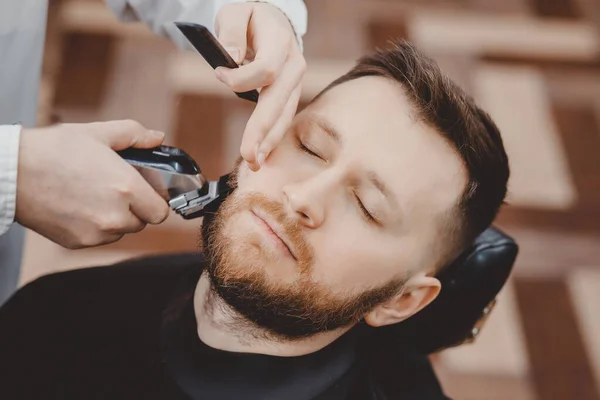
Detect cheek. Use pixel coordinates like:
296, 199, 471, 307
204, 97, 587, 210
308, 221, 402, 292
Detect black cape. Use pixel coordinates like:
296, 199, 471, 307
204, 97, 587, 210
0, 253, 450, 400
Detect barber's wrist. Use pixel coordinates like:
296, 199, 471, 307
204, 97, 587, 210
243, 0, 306, 52
14, 127, 35, 225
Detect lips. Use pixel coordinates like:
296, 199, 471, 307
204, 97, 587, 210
251, 210, 297, 260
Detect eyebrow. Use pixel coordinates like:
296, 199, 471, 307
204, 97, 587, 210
307, 115, 400, 215
366, 170, 397, 210
309, 116, 341, 145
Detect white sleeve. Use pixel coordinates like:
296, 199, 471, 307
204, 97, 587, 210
0, 125, 21, 236
104, 0, 307, 52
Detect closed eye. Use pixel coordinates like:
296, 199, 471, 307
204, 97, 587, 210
355, 194, 377, 223
298, 139, 322, 159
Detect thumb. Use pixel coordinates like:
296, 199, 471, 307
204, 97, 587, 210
215, 3, 253, 64
93, 120, 165, 151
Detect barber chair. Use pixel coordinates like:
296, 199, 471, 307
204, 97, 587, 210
356, 226, 518, 399
384, 226, 518, 354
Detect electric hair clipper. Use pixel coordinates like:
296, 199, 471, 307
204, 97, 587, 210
117, 145, 232, 220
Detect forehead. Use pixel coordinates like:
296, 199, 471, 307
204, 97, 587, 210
301, 76, 467, 222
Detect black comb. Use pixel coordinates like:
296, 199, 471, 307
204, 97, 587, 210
174, 22, 259, 103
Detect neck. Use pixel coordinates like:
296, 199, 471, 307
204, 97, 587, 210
193, 272, 351, 357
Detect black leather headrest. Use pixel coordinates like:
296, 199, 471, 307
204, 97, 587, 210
367, 226, 518, 355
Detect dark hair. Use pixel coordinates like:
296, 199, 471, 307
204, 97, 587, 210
314, 40, 509, 268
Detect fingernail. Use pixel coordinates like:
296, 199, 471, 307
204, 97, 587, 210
256, 150, 267, 167
150, 130, 165, 140
224, 46, 241, 64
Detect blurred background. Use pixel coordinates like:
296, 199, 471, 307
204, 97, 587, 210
23, 0, 600, 398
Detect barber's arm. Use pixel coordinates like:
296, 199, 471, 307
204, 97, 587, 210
105, 0, 308, 171
0, 121, 170, 249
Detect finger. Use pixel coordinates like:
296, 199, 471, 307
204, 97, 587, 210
110, 212, 147, 235
127, 172, 171, 225
80, 232, 124, 249
93, 120, 165, 151
240, 56, 306, 169
215, 3, 253, 64
215, 36, 289, 93
98, 233, 125, 247
256, 83, 302, 163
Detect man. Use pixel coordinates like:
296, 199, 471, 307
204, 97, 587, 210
0, 0, 307, 304
0, 41, 509, 399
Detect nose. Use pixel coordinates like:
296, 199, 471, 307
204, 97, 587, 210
282, 172, 337, 229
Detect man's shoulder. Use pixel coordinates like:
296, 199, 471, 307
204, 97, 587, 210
0, 252, 206, 397
1, 252, 206, 322
23, 252, 204, 291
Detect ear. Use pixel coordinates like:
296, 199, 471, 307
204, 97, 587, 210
364, 275, 441, 328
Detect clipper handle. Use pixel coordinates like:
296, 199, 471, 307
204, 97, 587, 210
117, 145, 206, 200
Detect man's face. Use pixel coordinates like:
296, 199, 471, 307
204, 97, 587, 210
204, 76, 467, 340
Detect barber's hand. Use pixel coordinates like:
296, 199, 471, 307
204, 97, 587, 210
15, 120, 170, 249
215, 2, 306, 171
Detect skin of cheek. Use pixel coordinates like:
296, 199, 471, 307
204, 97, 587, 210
302, 203, 407, 294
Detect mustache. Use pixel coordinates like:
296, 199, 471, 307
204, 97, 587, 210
222, 192, 315, 272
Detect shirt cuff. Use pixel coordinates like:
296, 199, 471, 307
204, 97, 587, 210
0, 125, 21, 236
104, 0, 139, 23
